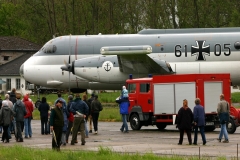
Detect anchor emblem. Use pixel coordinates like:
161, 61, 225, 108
102, 61, 113, 72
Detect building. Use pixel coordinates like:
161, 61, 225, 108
0, 37, 41, 95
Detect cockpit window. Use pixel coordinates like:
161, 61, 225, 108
43, 45, 57, 53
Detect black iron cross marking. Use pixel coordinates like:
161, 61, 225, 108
191, 40, 210, 61
104, 63, 111, 72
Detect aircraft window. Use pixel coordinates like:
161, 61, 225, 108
234, 42, 240, 50
43, 45, 57, 53
140, 83, 150, 93
128, 83, 136, 93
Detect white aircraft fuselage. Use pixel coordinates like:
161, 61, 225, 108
20, 28, 240, 91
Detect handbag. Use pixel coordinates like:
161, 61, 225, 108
219, 103, 229, 124
219, 112, 229, 124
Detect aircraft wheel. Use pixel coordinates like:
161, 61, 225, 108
227, 118, 236, 134
130, 114, 142, 130
156, 123, 167, 130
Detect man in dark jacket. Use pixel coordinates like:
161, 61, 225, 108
70, 94, 88, 145
193, 98, 206, 145
177, 99, 193, 145
13, 93, 26, 142
38, 97, 50, 135
91, 95, 103, 134
116, 96, 130, 133
50, 100, 64, 151
9, 88, 16, 105
87, 93, 94, 133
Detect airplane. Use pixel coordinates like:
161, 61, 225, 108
20, 28, 240, 93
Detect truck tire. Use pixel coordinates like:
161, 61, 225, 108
130, 114, 142, 130
227, 118, 236, 134
35, 100, 41, 108
156, 123, 167, 130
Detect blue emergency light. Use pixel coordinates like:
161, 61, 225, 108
129, 74, 133, 79
148, 74, 152, 77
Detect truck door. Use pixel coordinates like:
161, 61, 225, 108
128, 83, 137, 108
138, 83, 152, 112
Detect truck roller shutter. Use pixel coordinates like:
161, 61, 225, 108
204, 82, 222, 113
154, 83, 195, 114
175, 83, 196, 113
154, 84, 174, 114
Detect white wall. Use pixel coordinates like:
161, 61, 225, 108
0, 76, 31, 95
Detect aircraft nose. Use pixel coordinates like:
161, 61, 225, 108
20, 63, 24, 78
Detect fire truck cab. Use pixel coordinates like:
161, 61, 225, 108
126, 73, 237, 133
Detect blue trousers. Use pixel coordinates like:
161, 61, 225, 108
24, 117, 32, 137
120, 114, 128, 132
194, 126, 206, 144
219, 123, 228, 140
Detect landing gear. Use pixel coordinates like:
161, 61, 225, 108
35, 87, 41, 108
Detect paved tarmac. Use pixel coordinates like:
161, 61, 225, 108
1, 120, 240, 159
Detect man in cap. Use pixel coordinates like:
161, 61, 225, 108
50, 99, 64, 151
87, 93, 95, 133
70, 94, 88, 145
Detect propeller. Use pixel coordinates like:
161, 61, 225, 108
61, 60, 72, 72
60, 34, 72, 94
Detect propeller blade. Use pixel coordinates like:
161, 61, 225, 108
61, 60, 72, 71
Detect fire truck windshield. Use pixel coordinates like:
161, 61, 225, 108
128, 83, 136, 93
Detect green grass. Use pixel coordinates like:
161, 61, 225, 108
0, 145, 228, 160
29, 91, 121, 105
27, 92, 240, 121
231, 92, 240, 103
99, 106, 121, 122
32, 105, 121, 122
30, 92, 122, 121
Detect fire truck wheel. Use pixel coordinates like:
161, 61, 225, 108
156, 123, 167, 130
130, 114, 142, 130
227, 118, 236, 134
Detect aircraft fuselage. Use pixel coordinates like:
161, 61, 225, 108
20, 28, 240, 90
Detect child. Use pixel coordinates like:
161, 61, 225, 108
122, 86, 129, 98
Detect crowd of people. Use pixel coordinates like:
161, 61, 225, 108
0, 89, 103, 151
0, 88, 34, 143
176, 94, 230, 145
49, 93, 102, 151
0, 86, 231, 150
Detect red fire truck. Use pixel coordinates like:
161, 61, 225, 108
126, 73, 240, 133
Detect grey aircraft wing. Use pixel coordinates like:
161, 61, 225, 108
101, 45, 173, 74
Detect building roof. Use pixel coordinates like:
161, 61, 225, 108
0, 36, 41, 51
0, 53, 33, 76
0, 36, 41, 76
